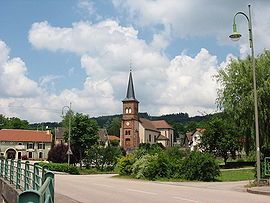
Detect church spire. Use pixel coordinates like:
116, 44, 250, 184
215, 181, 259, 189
123, 70, 138, 102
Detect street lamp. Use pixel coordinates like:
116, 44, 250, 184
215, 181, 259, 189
62, 102, 73, 165
229, 4, 261, 182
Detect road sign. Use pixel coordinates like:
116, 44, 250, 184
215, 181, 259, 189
67, 149, 73, 155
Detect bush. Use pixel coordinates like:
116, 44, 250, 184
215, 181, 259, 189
48, 144, 68, 163
181, 151, 220, 181
115, 154, 136, 175
131, 152, 172, 180
132, 154, 158, 180
85, 145, 122, 171
39, 162, 80, 175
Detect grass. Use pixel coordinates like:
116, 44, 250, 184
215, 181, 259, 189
217, 168, 255, 182
113, 168, 255, 182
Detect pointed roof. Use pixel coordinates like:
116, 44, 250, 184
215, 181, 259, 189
123, 70, 138, 102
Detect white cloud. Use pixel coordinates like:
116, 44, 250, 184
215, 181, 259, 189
112, 0, 270, 56
0, 41, 41, 97
28, 20, 139, 55
2, 17, 231, 122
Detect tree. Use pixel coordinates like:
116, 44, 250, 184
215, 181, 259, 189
0, 115, 29, 129
201, 116, 240, 165
62, 112, 99, 166
217, 50, 270, 157
48, 143, 68, 163
85, 145, 122, 170
105, 117, 121, 136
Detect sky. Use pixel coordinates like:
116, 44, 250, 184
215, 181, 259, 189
0, 0, 270, 123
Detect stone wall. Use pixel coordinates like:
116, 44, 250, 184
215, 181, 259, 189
0, 178, 20, 203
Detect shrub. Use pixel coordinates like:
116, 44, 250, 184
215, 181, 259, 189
39, 162, 80, 175
132, 154, 158, 180
132, 152, 172, 180
85, 145, 122, 171
48, 144, 68, 163
115, 154, 136, 175
181, 151, 220, 181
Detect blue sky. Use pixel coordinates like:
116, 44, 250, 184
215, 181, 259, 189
0, 0, 269, 122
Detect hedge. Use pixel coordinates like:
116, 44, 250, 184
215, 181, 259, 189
39, 162, 80, 175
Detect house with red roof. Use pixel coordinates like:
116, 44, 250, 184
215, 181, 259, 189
0, 129, 52, 160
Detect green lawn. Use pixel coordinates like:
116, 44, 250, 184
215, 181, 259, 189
218, 168, 255, 181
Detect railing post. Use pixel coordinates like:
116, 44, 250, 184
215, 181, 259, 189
0, 158, 3, 177
24, 161, 30, 190
17, 190, 41, 203
42, 165, 48, 184
16, 160, 22, 189
45, 171, 54, 203
4, 159, 8, 180
33, 162, 40, 190
10, 159, 14, 184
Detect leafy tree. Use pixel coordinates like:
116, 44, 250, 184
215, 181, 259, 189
201, 116, 240, 164
48, 143, 68, 163
217, 50, 270, 156
85, 145, 122, 170
62, 112, 99, 166
0, 115, 29, 129
106, 117, 121, 136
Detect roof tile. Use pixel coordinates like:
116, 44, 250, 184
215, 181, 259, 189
0, 129, 52, 142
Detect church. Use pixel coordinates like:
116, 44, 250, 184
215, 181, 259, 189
120, 71, 174, 151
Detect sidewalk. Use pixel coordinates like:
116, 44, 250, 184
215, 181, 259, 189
247, 186, 270, 196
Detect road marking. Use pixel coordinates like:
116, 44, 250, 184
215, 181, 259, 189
173, 196, 200, 203
127, 189, 157, 195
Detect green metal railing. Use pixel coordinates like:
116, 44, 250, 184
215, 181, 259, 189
265, 157, 270, 176
0, 158, 54, 203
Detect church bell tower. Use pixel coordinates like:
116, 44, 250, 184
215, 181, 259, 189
120, 70, 139, 150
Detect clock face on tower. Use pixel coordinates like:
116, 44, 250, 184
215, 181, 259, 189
126, 121, 130, 126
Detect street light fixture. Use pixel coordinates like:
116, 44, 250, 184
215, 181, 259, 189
62, 102, 73, 165
229, 4, 261, 182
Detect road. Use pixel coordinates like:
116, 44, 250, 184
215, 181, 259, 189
55, 174, 269, 203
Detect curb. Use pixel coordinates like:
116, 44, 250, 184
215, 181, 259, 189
247, 187, 270, 196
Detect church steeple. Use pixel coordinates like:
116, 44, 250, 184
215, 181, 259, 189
123, 70, 138, 102
120, 70, 140, 150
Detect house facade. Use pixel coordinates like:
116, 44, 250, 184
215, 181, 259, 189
0, 129, 52, 160
120, 71, 174, 151
185, 128, 205, 151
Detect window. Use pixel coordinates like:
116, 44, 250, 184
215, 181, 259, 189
39, 152, 43, 159
27, 143, 34, 149
18, 152, 22, 159
149, 134, 151, 142
125, 107, 132, 114
28, 152, 33, 159
125, 130, 131, 135
38, 143, 45, 149
18, 142, 23, 145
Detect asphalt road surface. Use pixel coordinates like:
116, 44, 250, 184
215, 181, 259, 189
55, 174, 269, 203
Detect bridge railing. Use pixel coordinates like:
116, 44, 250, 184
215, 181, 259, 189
265, 157, 270, 177
0, 158, 54, 203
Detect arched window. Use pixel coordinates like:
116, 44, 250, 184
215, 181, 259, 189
128, 108, 132, 113
39, 152, 43, 159
125, 130, 131, 135
125, 108, 129, 114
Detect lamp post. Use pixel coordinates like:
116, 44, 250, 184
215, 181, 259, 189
229, 4, 260, 181
62, 102, 73, 165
